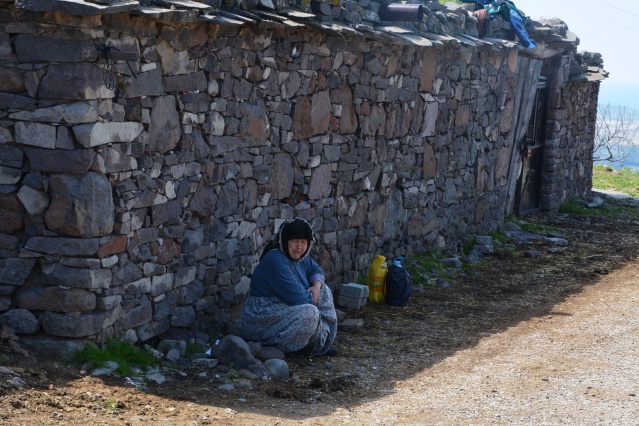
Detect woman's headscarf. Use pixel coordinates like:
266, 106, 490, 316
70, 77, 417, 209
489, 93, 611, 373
260, 218, 315, 262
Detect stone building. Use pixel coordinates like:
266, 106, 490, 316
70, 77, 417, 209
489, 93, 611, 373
0, 0, 606, 346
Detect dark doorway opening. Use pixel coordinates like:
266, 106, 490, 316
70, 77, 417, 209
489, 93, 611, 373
517, 79, 548, 215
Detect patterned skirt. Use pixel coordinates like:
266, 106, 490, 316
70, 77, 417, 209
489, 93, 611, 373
241, 284, 337, 355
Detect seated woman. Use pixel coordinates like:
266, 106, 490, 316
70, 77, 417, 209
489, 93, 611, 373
241, 218, 338, 356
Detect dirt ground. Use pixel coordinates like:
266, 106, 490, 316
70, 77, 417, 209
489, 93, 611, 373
2, 194, 639, 425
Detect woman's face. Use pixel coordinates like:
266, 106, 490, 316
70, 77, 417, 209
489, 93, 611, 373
287, 239, 309, 260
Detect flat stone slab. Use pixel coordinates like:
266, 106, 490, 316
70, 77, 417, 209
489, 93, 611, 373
340, 283, 369, 298
507, 230, 544, 242
338, 295, 367, 310
338, 318, 364, 333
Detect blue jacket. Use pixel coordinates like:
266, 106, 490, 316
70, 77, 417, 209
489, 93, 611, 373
250, 249, 326, 305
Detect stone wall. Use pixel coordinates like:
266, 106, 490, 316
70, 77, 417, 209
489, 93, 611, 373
0, 3, 601, 344
541, 55, 600, 209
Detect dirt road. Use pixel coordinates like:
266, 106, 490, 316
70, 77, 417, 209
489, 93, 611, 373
272, 262, 639, 425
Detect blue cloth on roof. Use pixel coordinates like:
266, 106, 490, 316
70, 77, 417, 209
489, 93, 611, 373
461, 0, 537, 49
507, 4, 537, 48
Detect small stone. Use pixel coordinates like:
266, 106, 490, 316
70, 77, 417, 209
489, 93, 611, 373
236, 380, 253, 390
439, 257, 462, 268
475, 235, 492, 245
11, 376, 27, 387
256, 346, 285, 361
338, 318, 364, 333
166, 348, 181, 361
191, 358, 219, 369
544, 237, 568, 247
217, 383, 234, 391
525, 250, 540, 258
91, 361, 119, 377
146, 371, 166, 384
238, 370, 259, 380
264, 359, 289, 380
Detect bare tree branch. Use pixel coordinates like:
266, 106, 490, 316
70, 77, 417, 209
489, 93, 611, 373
594, 103, 639, 163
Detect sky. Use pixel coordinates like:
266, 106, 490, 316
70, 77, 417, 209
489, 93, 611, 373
517, 0, 639, 109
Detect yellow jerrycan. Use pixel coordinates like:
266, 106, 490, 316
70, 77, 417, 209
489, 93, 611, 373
368, 254, 388, 302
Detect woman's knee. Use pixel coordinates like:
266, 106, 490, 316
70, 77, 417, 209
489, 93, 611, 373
296, 305, 320, 335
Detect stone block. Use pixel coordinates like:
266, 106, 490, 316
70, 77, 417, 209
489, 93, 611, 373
45, 173, 114, 237
17, 185, 48, 215
0, 93, 36, 110
162, 71, 208, 93
42, 305, 123, 338
96, 295, 122, 310
125, 68, 163, 97
339, 283, 369, 299
41, 264, 112, 290
0, 193, 26, 234
338, 318, 364, 333
72, 122, 144, 148
308, 163, 332, 200
0, 296, 11, 311
169, 306, 195, 327
19, 335, 85, 359
96, 235, 128, 258
15, 34, 97, 62
16, 285, 96, 312
99, 146, 137, 172
151, 273, 174, 297
119, 297, 152, 330
14, 121, 56, 148
25, 236, 100, 256
39, 63, 115, 100
473, 244, 493, 254
0, 166, 21, 185
0, 234, 20, 252
173, 266, 197, 288
148, 95, 180, 154
0, 34, 11, 60
0, 68, 25, 93
238, 100, 270, 141
24, 147, 96, 174
337, 294, 367, 309
0, 309, 39, 334
152, 200, 181, 226
0, 144, 24, 169
9, 100, 99, 124
233, 276, 251, 298
136, 319, 170, 342
124, 277, 152, 295
0, 258, 37, 286
475, 235, 493, 245
0, 127, 13, 146
153, 290, 178, 321
178, 279, 204, 304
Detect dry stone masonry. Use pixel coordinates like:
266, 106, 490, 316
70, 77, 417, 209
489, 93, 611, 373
0, 0, 605, 346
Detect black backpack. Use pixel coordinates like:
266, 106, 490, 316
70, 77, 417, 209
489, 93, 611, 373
385, 257, 412, 306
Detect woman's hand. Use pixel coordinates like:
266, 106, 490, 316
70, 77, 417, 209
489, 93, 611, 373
308, 281, 322, 304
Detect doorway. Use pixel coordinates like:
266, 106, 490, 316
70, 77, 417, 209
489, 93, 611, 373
517, 79, 548, 215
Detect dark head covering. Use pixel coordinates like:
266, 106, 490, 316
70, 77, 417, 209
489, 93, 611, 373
260, 218, 315, 262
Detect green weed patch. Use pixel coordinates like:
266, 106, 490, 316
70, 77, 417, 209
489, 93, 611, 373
72, 340, 159, 377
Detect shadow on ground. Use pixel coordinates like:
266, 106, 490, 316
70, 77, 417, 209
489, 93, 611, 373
2, 195, 639, 424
